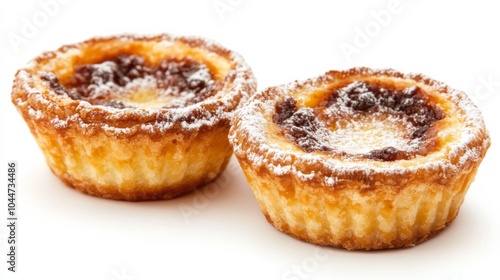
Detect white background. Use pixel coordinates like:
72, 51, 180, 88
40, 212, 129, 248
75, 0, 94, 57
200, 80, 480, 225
1, 1, 499, 279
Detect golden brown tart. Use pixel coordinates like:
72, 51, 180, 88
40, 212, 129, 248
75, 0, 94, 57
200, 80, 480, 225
12, 34, 256, 201
229, 68, 490, 250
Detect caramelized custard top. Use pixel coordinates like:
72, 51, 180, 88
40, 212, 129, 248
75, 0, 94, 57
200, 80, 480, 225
274, 82, 444, 161
41, 55, 219, 109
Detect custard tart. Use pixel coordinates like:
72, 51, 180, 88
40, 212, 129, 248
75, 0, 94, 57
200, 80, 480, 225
12, 34, 257, 201
229, 68, 490, 250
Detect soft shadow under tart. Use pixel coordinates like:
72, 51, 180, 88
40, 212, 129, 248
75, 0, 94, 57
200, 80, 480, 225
229, 68, 490, 250
12, 34, 257, 201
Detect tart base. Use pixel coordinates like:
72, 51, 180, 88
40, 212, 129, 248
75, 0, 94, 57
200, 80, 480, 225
26, 114, 233, 201
240, 158, 479, 250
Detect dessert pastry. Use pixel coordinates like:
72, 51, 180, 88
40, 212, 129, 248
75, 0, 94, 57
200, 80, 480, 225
229, 68, 490, 250
12, 34, 256, 201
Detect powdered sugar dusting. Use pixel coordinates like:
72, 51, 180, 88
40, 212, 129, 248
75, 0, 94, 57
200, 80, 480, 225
326, 113, 418, 154
319, 81, 437, 156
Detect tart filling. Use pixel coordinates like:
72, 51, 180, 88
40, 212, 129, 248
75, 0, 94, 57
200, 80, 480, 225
274, 82, 444, 161
41, 55, 220, 109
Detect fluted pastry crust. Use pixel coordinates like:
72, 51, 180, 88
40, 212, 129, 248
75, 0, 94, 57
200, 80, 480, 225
12, 34, 256, 201
229, 68, 490, 250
